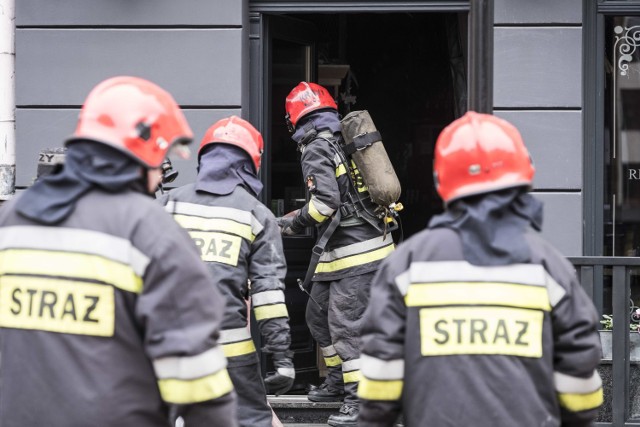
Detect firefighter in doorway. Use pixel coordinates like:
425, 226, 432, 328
0, 76, 237, 426
159, 116, 295, 427
280, 82, 395, 427
358, 112, 603, 427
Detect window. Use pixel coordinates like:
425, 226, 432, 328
604, 16, 640, 256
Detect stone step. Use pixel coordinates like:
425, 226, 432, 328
269, 395, 341, 424
268, 395, 404, 426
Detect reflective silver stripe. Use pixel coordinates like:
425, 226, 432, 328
409, 261, 547, 287
277, 367, 296, 379
395, 270, 411, 297
252, 290, 285, 307
310, 196, 336, 216
554, 371, 602, 394
332, 153, 342, 168
361, 354, 404, 381
166, 201, 263, 236
546, 273, 567, 308
342, 359, 361, 372
153, 346, 227, 380
0, 225, 150, 276
319, 236, 393, 263
321, 345, 338, 357
219, 327, 252, 344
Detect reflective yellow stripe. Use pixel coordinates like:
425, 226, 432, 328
173, 215, 255, 242
336, 164, 347, 177
358, 377, 403, 401
254, 303, 289, 320
309, 200, 329, 223
343, 370, 361, 383
558, 388, 603, 412
315, 245, 394, 274
0, 249, 142, 294
324, 355, 342, 367
157, 368, 234, 404
405, 282, 551, 311
222, 339, 256, 358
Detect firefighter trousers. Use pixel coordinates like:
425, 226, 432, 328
305, 271, 374, 407
228, 361, 273, 427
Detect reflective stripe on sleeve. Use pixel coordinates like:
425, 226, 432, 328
404, 282, 551, 311
218, 327, 256, 358
308, 197, 333, 223
155, 346, 233, 404
557, 389, 603, 413
222, 340, 256, 358
252, 290, 285, 307
254, 303, 289, 320
153, 346, 227, 380
154, 347, 233, 403
219, 327, 252, 344
157, 368, 234, 404
360, 354, 404, 381
555, 370, 603, 410
358, 377, 403, 401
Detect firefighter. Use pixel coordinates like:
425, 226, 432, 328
0, 76, 237, 427
159, 116, 295, 427
280, 82, 395, 427
358, 112, 603, 427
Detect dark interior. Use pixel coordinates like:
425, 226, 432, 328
263, 12, 467, 390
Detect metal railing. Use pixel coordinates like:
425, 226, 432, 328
569, 257, 640, 427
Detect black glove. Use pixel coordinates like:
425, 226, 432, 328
276, 211, 304, 236
264, 351, 295, 396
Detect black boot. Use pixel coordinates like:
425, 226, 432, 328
307, 381, 345, 402
327, 404, 358, 427
308, 364, 344, 402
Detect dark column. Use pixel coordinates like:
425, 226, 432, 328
467, 0, 494, 114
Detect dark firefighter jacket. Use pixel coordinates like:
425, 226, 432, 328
288, 131, 394, 281
160, 184, 291, 364
0, 189, 236, 427
358, 227, 603, 427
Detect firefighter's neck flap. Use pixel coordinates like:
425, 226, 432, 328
16, 142, 146, 224
429, 188, 543, 266
196, 144, 263, 197
290, 110, 342, 146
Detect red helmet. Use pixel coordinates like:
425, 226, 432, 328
199, 116, 264, 173
434, 111, 535, 205
285, 82, 337, 131
67, 76, 193, 168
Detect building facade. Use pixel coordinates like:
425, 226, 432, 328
10, 0, 640, 423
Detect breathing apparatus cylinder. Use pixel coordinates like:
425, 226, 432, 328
340, 110, 401, 208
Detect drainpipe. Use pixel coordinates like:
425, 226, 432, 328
468, 0, 494, 114
0, 0, 15, 199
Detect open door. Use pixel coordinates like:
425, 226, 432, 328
250, 14, 320, 389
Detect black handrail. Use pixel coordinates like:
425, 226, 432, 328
568, 257, 640, 427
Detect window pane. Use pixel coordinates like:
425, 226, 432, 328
604, 16, 640, 256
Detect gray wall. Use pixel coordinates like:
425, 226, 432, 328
15, 0, 248, 188
494, 0, 583, 255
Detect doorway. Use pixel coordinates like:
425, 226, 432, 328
252, 10, 467, 391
